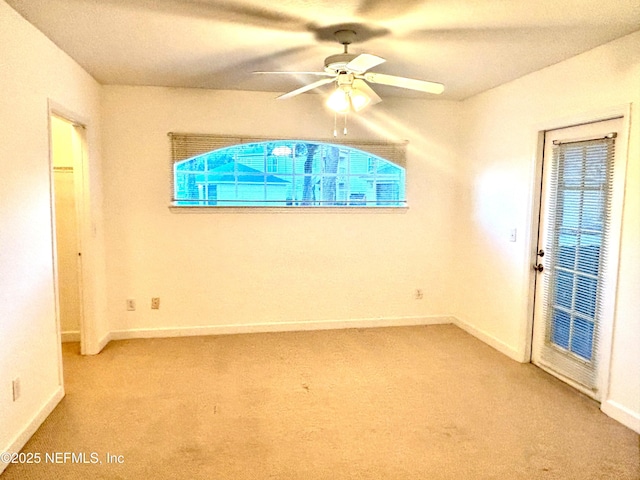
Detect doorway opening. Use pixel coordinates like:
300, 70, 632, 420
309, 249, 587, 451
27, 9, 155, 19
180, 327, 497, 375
50, 114, 86, 355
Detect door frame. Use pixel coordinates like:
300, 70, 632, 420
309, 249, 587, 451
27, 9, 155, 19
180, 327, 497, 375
48, 101, 91, 362
525, 104, 631, 402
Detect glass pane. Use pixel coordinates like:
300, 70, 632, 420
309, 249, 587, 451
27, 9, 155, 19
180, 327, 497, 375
376, 183, 400, 205
295, 156, 321, 174
235, 172, 267, 182
349, 153, 369, 173
273, 156, 294, 174
347, 176, 369, 204
289, 182, 304, 205
294, 143, 321, 174
299, 175, 319, 204
560, 190, 581, 229
571, 318, 594, 360
269, 142, 293, 157
174, 172, 203, 201
576, 236, 600, 276
560, 149, 583, 186
321, 145, 341, 174
206, 152, 233, 170
557, 231, 577, 269
575, 275, 598, 318
377, 162, 401, 175
581, 190, 605, 232
349, 193, 366, 206
553, 270, 574, 309
551, 309, 570, 349
584, 145, 607, 187
176, 157, 205, 172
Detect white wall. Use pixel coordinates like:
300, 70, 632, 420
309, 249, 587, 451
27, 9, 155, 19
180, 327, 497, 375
0, 0, 107, 468
101, 86, 461, 336
456, 31, 640, 431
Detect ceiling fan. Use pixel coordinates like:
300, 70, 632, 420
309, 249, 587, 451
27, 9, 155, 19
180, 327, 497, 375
255, 29, 444, 114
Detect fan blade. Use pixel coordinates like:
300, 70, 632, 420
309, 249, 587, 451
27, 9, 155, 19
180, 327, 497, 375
253, 71, 334, 77
363, 72, 444, 94
277, 77, 336, 100
357, 0, 424, 20
353, 79, 381, 106
346, 54, 386, 74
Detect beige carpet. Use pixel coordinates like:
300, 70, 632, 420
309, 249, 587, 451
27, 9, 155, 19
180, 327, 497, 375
2, 325, 638, 479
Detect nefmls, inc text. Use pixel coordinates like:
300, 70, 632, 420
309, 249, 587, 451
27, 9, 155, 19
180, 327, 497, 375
1, 451, 125, 465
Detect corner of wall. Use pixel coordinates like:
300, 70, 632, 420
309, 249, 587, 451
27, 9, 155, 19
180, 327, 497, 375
453, 316, 528, 363
601, 400, 640, 434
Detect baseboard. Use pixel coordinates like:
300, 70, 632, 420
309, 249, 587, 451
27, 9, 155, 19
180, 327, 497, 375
81, 330, 112, 356
601, 399, 640, 434
453, 316, 525, 362
0, 386, 64, 475
61, 330, 80, 343
96, 331, 112, 353
110, 315, 455, 341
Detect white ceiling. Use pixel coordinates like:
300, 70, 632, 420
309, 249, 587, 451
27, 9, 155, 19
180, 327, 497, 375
6, 0, 640, 100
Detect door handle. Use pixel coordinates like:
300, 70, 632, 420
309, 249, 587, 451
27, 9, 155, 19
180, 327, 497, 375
534, 263, 544, 273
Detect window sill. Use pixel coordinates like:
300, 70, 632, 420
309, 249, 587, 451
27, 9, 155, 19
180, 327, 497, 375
168, 206, 409, 214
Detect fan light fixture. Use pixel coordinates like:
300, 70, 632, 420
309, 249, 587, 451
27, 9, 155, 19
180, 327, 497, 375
327, 85, 371, 136
325, 72, 373, 135
326, 85, 371, 113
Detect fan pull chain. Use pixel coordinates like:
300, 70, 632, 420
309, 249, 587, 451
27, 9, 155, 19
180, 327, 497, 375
332, 112, 349, 137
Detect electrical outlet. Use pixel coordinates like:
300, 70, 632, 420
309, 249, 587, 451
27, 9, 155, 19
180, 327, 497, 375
12, 377, 20, 402
415, 289, 424, 300
126, 299, 136, 311
509, 228, 517, 242
151, 297, 160, 310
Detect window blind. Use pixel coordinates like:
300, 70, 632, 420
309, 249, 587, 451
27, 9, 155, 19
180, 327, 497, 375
168, 133, 407, 169
541, 135, 615, 389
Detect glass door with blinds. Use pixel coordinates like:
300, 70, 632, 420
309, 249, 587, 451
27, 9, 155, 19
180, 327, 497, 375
531, 117, 623, 400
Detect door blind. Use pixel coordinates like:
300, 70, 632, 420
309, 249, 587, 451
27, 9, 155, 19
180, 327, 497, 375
541, 136, 615, 389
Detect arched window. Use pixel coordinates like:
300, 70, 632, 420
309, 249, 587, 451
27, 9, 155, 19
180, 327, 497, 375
171, 136, 406, 208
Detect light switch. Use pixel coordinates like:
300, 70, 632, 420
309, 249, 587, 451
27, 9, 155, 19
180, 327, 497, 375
509, 228, 517, 242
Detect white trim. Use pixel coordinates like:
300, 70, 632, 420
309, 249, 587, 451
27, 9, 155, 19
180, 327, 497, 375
71, 123, 88, 355
522, 129, 547, 362
601, 400, 640, 434
0, 387, 65, 475
597, 107, 632, 404
61, 331, 81, 343
47, 111, 65, 388
532, 104, 632, 134
454, 316, 526, 362
89, 331, 112, 355
169, 206, 409, 214
109, 315, 454, 341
